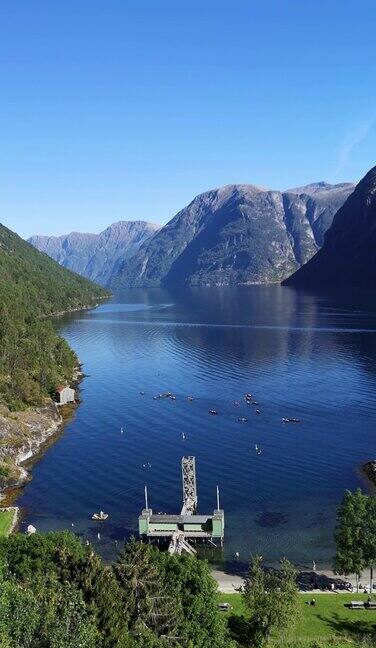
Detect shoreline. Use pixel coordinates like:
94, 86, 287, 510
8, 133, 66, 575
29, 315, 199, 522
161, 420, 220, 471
213, 567, 375, 594
0, 368, 83, 505
0, 296, 105, 509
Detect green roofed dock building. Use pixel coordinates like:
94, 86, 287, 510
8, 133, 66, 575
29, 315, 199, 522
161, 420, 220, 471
139, 456, 224, 555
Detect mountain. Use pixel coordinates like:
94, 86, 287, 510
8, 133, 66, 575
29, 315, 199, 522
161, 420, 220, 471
283, 167, 376, 288
0, 222, 109, 409
29, 220, 160, 286
112, 182, 354, 288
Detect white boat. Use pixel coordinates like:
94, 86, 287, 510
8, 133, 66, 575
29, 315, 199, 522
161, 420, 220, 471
92, 510, 108, 521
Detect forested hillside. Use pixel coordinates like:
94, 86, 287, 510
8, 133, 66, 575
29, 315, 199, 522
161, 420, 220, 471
0, 223, 109, 409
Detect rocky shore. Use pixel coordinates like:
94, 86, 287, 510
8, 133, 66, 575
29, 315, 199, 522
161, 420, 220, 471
361, 459, 376, 487
0, 369, 82, 498
0, 401, 63, 494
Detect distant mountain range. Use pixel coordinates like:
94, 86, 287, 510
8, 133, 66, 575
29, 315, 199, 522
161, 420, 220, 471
111, 181, 354, 288
28, 181, 355, 288
283, 166, 376, 288
28, 221, 160, 286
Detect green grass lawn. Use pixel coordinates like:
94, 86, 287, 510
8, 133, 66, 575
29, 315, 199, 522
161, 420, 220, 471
218, 592, 376, 645
0, 509, 15, 536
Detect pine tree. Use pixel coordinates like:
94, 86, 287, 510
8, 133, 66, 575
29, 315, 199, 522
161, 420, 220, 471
114, 540, 180, 645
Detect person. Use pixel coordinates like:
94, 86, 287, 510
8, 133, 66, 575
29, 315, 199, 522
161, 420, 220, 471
312, 560, 316, 572
235, 551, 240, 559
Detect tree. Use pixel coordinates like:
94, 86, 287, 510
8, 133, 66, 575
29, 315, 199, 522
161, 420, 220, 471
0, 532, 131, 647
360, 495, 376, 594
0, 578, 40, 648
114, 540, 180, 645
334, 489, 368, 591
242, 555, 299, 648
156, 551, 235, 648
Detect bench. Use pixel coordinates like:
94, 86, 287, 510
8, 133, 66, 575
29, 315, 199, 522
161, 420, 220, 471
349, 601, 365, 609
218, 603, 232, 611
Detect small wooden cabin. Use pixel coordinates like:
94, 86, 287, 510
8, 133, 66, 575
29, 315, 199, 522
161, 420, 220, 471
55, 385, 75, 405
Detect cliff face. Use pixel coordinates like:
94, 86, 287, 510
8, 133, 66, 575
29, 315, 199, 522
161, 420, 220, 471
29, 220, 160, 286
283, 167, 376, 288
112, 182, 354, 288
0, 402, 62, 490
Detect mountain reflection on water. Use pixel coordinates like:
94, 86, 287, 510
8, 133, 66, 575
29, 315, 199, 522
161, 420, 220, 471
17, 286, 376, 568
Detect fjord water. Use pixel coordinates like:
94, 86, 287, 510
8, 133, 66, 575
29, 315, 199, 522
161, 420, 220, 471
18, 287, 376, 568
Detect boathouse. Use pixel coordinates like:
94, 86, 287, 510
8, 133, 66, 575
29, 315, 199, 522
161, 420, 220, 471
55, 385, 75, 405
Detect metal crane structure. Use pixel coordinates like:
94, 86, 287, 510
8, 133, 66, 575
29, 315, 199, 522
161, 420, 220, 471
181, 456, 197, 515
138, 456, 224, 555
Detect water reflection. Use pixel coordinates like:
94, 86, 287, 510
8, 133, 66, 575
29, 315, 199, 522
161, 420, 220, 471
16, 286, 376, 568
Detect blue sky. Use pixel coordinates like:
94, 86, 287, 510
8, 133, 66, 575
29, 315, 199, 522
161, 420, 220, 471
1, 1, 375, 238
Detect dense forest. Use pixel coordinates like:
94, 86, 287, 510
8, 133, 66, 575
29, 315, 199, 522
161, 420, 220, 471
0, 223, 109, 410
0, 532, 233, 647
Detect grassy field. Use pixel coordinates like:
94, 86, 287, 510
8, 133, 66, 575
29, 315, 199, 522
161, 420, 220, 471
0, 509, 15, 536
218, 592, 376, 645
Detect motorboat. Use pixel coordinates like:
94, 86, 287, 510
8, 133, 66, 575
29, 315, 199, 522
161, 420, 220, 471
92, 511, 109, 521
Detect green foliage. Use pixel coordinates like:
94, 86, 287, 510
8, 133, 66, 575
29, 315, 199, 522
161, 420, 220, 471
157, 550, 234, 648
334, 489, 373, 588
0, 223, 109, 409
0, 532, 234, 647
0, 574, 98, 647
115, 540, 181, 645
243, 555, 299, 647
0, 531, 130, 647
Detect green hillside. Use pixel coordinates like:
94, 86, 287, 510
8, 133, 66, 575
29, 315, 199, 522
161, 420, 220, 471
0, 223, 109, 409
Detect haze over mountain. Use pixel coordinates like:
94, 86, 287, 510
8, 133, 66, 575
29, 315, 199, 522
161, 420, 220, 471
112, 181, 354, 288
283, 167, 376, 288
29, 220, 160, 286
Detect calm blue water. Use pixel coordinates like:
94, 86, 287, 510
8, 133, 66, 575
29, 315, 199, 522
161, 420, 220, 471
17, 286, 376, 568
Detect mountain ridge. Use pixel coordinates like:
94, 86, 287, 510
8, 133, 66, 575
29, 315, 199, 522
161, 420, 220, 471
111, 181, 354, 288
282, 166, 376, 288
29, 220, 160, 286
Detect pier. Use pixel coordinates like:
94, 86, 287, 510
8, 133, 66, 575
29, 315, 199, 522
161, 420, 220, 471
138, 456, 224, 555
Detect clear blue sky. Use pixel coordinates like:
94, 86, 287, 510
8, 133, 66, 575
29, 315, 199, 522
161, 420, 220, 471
1, 1, 375, 238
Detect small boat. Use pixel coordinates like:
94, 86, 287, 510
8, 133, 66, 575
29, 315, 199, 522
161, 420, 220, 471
233, 401, 240, 406
26, 524, 37, 535
238, 417, 247, 422
92, 511, 108, 521
256, 409, 261, 415
170, 395, 176, 401
209, 409, 218, 415
182, 433, 186, 439
282, 417, 301, 423
252, 401, 259, 406
245, 393, 253, 401
187, 396, 194, 402
140, 391, 145, 395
